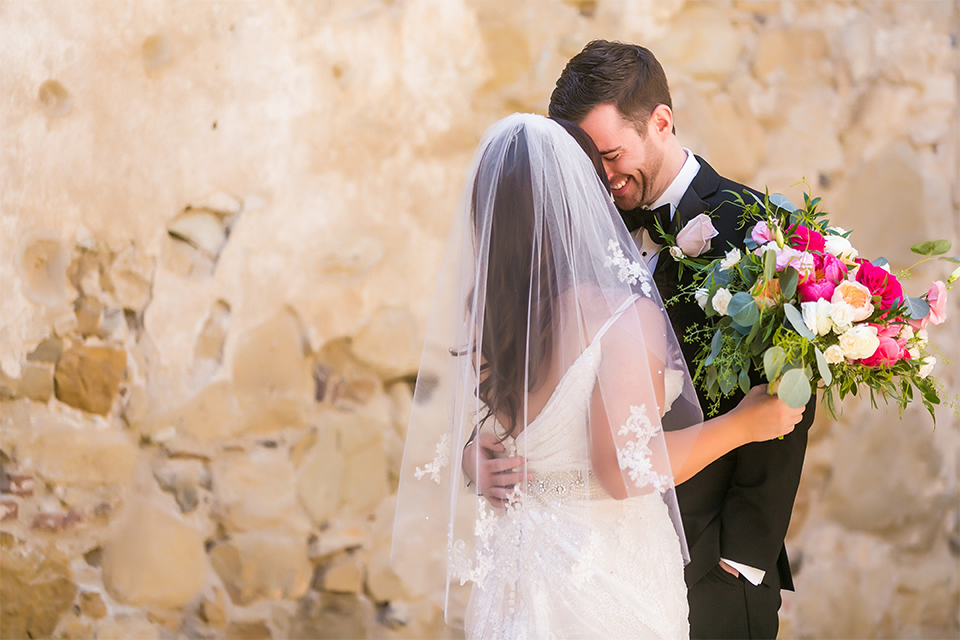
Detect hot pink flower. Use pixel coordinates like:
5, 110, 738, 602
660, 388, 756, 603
751, 221, 775, 245
798, 253, 848, 302
855, 260, 904, 310
859, 324, 909, 367
788, 224, 826, 253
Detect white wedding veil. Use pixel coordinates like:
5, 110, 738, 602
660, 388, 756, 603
392, 113, 704, 626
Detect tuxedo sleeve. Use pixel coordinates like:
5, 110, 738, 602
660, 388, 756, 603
717, 396, 815, 576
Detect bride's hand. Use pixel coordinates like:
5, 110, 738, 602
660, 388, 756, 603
463, 432, 532, 508
731, 385, 804, 443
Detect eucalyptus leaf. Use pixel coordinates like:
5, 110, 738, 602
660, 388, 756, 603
731, 321, 753, 336
763, 346, 787, 382
931, 240, 952, 255
938, 256, 960, 264
873, 256, 889, 268
777, 368, 811, 409
911, 240, 952, 256
763, 248, 776, 281
911, 241, 936, 255
783, 303, 815, 339
770, 193, 800, 213
744, 317, 762, 346
739, 368, 751, 394
815, 347, 833, 386
728, 292, 760, 326
905, 296, 930, 320
780, 266, 799, 300
719, 370, 737, 395
705, 330, 723, 366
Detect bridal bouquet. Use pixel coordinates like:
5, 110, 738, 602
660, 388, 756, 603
660, 189, 957, 420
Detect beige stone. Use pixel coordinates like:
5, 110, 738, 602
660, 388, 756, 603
0, 538, 77, 640
340, 430, 389, 517
323, 553, 364, 594
297, 425, 342, 527
225, 620, 273, 639
209, 532, 312, 606
54, 345, 127, 415
109, 242, 154, 312
651, 7, 746, 82
94, 615, 161, 640
168, 210, 227, 258
18, 360, 55, 401
315, 338, 384, 408
19, 231, 69, 307
78, 590, 108, 619
200, 586, 229, 628
212, 447, 310, 535
752, 26, 832, 86
19, 420, 137, 490
351, 306, 421, 380
101, 498, 207, 609
153, 457, 210, 513
137, 380, 246, 444
287, 591, 376, 640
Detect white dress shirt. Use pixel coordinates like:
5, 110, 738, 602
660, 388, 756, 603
630, 149, 766, 587
631, 149, 700, 270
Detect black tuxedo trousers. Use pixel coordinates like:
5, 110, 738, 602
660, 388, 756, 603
643, 158, 815, 639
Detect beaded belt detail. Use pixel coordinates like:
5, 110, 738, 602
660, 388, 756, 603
524, 469, 609, 503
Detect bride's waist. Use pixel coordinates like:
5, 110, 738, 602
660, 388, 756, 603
523, 468, 610, 502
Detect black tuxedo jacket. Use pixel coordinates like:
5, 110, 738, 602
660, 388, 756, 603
645, 157, 815, 591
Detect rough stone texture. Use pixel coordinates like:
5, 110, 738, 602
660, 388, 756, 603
54, 345, 127, 415
0, 537, 78, 640
101, 498, 207, 609
211, 447, 311, 536
0, 1, 957, 638
209, 532, 312, 606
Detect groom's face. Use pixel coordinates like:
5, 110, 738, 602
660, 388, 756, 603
578, 104, 666, 211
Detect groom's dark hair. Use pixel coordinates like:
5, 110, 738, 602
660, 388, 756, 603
549, 40, 673, 134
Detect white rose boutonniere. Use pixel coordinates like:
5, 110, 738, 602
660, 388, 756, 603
675, 213, 719, 258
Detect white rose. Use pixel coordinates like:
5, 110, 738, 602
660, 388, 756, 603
669, 245, 685, 262
824, 233, 858, 260
694, 287, 710, 310
918, 356, 936, 378
838, 325, 881, 360
719, 248, 742, 271
829, 302, 856, 334
801, 299, 834, 336
823, 344, 845, 364
712, 288, 733, 316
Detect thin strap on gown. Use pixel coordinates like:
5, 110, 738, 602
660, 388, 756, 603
590, 293, 642, 347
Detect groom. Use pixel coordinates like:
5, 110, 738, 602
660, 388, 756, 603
551, 41, 816, 640
469, 41, 815, 639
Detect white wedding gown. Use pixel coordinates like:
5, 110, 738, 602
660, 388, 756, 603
462, 336, 690, 640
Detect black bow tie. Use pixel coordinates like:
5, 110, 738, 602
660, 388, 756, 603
621, 203, 672, 243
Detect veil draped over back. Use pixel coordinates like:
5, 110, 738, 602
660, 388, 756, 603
392, 114, 704, 626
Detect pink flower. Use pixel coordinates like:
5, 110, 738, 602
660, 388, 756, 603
675, 214, 719, 257
926, 280, 948, 325
777, 247, 815, 277
859, 326, 909, 367
750, 221, 775, 245
798, 253, 848, 302
855, 260, 904, 311
788, 224, 826, 253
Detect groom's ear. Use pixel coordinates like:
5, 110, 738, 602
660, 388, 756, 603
648, 104, 674, 139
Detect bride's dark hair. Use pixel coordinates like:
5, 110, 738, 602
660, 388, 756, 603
473, 118, 609, 437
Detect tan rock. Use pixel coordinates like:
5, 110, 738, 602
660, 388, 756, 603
0, 538, 77, 640
137, 380, 246, 444
288, 591, 376, 640
323, 553, 364, 594
94, 615, 161, 640
78, 590, 108, 618
752, 26, 832, 86
101, 498, 207, 609
200, 586, 229, 628
54, 345, 127, 415
211, 447, 311, 535
314, 338, 383, 408
18, 420, 137, 490
153, 457, 210, 513
297, 425, 342, 526
225, 620, 273, 639
340, 432, 389, 517
19, 231, 69, 307
74, 296, 104, 337
351, 306, 421, 380
209, 532, 312, 606
168, 210, 227, 258
650, 7, 746, 82
108, 242, 154, 312
18, 360, 55, 401
232, 308, 314, 425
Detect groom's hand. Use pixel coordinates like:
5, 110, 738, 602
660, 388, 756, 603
462, 432, 532, 508
732, 385, 805, 443
719, 560, 740, 578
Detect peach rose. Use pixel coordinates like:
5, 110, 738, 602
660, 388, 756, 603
831, 280, 874, 321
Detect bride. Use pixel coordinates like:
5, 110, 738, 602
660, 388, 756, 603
392, 114, 801, 639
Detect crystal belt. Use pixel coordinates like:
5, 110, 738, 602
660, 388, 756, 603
524, 469, 609, 503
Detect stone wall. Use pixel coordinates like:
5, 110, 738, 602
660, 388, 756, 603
1, 1, 957, 638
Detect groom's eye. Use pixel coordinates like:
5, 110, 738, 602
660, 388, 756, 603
604, 154, 621, 161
